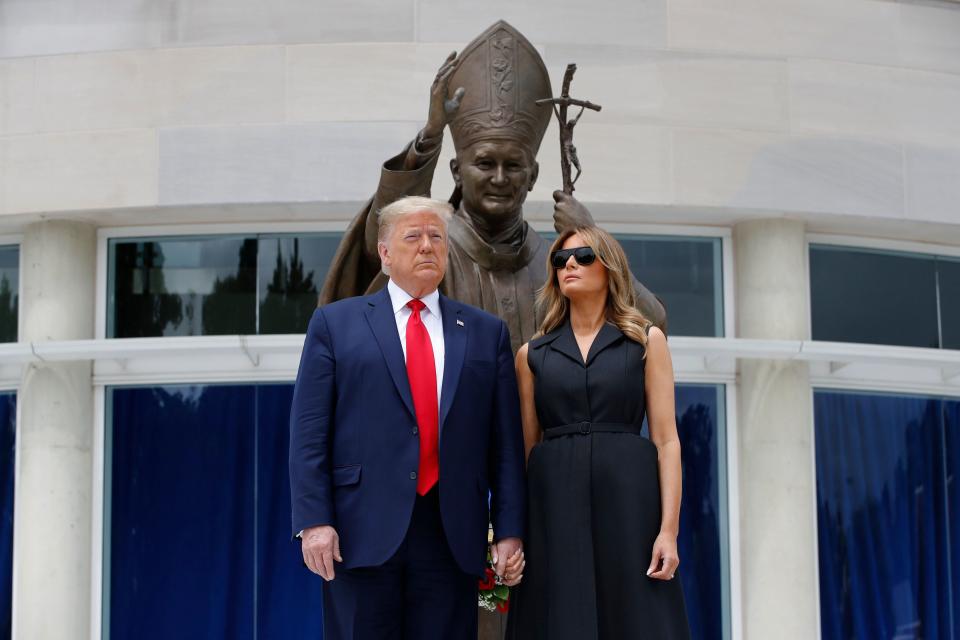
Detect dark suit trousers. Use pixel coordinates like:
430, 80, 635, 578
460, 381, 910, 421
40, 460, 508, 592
322, 486, 477, 640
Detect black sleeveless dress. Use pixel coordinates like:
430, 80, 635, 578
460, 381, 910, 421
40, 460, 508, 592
506, 320, 690, 640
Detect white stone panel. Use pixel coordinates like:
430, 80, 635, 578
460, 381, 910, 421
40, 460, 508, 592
541, 45, 788, 132
531, 123, 673, 205
789, 60, 901, 141
145, 46, 286, 126
673, 128, 905, 218
416, 0, 668, 48
28, 46, 287, 133
790, 59, 960, 147
0, 58, 38, 135
158, 121, 421, 205
287, 43, 454, 123
0, 0, 166, 58
669, 0, 901, 67
898, 2, 960, 75
163, 0, 415, 47
898, 66, 960, 148
905, 144, 960, 225
33, 51, 155, 132
657, 54, 787, 132
2, 130, 159, 214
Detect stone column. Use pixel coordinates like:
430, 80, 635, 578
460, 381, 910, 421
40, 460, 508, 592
733, 219, 818, 639
15, 221, 96, 639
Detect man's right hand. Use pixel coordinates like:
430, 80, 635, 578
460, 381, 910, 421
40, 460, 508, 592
301, 525, 342, 581
423, 51, 465, 140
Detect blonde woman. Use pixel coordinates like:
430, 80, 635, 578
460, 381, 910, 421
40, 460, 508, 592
506, 227, 690, 639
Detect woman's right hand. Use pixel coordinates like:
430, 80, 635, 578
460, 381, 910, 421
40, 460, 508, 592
424, 51, 466, 140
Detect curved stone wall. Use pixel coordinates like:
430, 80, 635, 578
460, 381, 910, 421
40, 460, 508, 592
0, 0, 957, 234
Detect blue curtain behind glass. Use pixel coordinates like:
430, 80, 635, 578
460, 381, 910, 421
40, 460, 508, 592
945, 399, 960, 635
674, 385, 724, 640
254, 385, 324, 638
110, 386, 256, 640
815, 390, 957, 640
109, 382, 725, 639
109, 385, 324, 640
0, 393, 15, 639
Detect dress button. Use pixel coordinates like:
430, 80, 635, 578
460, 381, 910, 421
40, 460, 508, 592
410, 471, 417, 480
412, 427, 418, 435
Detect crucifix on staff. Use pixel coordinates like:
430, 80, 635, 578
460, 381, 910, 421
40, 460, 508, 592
536, 63, 602, 195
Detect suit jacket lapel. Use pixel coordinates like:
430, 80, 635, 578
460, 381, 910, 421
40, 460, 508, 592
438, 293, 466, 436
364, 287, 416, 420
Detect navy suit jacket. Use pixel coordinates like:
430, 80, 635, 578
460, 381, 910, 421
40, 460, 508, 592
289, 286, 526, 576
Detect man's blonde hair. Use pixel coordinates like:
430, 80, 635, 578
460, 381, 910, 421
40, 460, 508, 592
377, 196, 453, 243
377, 196, 454, 275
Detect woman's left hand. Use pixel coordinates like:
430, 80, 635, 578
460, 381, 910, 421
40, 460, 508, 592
646, 531, 680, 581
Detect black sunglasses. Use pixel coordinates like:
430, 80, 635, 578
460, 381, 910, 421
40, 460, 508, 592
551, 246, 597, 269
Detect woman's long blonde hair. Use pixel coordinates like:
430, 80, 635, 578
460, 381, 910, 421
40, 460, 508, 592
537, 226, 651, 347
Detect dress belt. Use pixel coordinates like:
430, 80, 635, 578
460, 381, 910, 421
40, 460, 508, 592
542, 421, 642, 440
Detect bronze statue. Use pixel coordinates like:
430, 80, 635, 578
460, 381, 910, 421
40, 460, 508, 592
320, 20, 666, 351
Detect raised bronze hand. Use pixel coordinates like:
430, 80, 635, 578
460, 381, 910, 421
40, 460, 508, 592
423, 51, 466, 141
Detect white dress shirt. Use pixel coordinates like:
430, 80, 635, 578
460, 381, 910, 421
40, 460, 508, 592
387, 279, 444, 403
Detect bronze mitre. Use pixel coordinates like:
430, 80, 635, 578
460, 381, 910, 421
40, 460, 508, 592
446, 20, 553, 155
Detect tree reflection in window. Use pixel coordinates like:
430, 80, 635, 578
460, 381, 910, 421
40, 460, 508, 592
258, 234, 341, 334
259, 238, 318, 334
0, 247, 17, 343
201, 239, 257, 335
109, 234, 342, 338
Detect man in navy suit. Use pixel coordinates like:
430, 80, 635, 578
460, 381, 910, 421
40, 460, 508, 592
289, 195, 527, 639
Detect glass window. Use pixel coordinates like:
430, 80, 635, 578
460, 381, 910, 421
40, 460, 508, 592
814, 390, 959, 639
646, 383, 729, 640
106, 384, 323, 639
109, 237, 257, 338
810, 245, 945, 349
0, 393, 14, 638
0, 247, 18, 343
108, 234, 341, 338
617, 236, 723, 337
938, 256, 960, 350
258, 234, 341, 335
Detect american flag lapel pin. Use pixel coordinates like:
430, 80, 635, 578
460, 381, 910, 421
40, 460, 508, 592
456, 319, 464, 327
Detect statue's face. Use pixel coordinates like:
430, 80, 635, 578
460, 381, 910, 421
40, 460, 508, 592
378, 210, 449, 297
451, 140, 539, 222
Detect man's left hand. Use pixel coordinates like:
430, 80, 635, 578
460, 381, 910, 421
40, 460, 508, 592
492, 537, 525, 586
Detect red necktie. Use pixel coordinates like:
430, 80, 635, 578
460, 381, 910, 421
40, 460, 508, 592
405, 299, 439, 495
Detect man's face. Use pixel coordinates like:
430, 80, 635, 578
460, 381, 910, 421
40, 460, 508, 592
378, 210, 449, 297
451, 140, 539, 222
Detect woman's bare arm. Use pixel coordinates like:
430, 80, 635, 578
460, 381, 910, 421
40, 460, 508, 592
644, 326, 683, 580
515, 343, 542, 464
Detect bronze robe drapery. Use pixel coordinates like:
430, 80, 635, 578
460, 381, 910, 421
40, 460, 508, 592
320, 136, 666, 351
